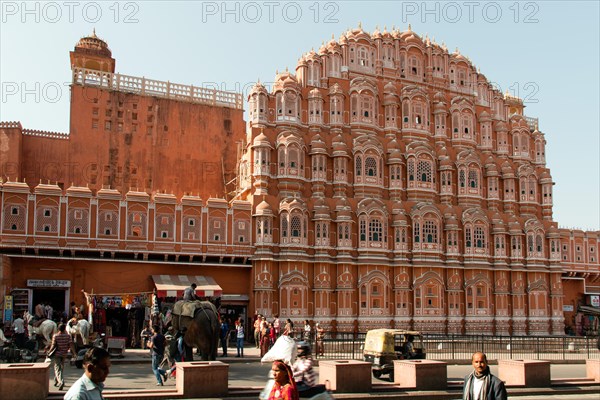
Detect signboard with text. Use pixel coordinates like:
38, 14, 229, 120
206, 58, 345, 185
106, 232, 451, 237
3, 295, 13, 323
27, 279, 71, 288
591, 295, 600, 307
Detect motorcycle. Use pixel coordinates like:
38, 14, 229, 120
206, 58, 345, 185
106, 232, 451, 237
73, 333, 105, 369
0, 339, 39, 363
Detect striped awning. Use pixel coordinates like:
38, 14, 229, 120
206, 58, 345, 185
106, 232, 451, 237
152, 275, 222, 298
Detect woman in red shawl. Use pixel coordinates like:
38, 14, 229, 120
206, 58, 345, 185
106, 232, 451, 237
268, 360, 299, 400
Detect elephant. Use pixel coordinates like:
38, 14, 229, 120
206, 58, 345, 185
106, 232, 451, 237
171, 300, 219, 361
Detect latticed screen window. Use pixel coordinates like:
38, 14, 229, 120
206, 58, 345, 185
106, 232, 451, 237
459, 170, 466, 187
474, 227, 485, 248
424, 220, 437, 243
355, 156, 362, 176
368, 219, 382, 242
281, 217, 288, 237
408, 160, 415, 181
291, 216, 301, 237
344, 225, 350, 239
528, 235, 534, 252
414, 223, 420, 243
365, 157, 377, 176
466, 228, 472, 247
536, 235, 543, 252
360, 220, 366, 241
417, 160, 431, 182
468, 169, 478, 188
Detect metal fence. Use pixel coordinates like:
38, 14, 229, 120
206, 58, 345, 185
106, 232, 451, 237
303, 332, 600, 361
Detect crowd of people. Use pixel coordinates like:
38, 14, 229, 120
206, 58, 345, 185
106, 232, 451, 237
252, 315, 326, 358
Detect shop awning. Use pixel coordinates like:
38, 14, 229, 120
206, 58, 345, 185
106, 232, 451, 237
152, 275, 222, 298
578, 305, 600, 316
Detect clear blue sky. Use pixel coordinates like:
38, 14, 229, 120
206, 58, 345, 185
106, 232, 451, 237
1, 1, 598, 230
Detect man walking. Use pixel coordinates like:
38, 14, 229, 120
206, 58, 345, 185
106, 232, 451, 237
463, 352, 507, 400
148, 325, 168, 386
64, 347, 111, 400
220, 317, 230, 357
50, 323, 76, 390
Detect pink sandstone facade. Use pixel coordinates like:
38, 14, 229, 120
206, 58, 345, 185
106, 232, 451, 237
1, 28, 598, 335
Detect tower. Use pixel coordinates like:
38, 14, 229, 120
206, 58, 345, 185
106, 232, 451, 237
69, 29, 115, 73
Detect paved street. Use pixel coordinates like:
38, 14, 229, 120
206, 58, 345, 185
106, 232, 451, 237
44, 348, 593, 399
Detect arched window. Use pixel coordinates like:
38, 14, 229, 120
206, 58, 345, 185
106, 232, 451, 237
417, 160, 432, 182
414, 223, 420, 243
355, 156, 362, 176
365, 157, 377, 176
281, 215, 288, 238
369, 219, 382, 242
475, 227, 485, 248
424, 220, 437, 243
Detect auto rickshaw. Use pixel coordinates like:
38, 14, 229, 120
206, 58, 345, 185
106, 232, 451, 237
363, 329, 426, 380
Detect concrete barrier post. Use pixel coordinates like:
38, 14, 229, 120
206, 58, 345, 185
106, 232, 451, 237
0, 363, 49, 400
318, 360, 372, 393
176, 361, 228, 398
585, 359, 600, 382
393, 359, 447, 389
498, 359, 550, 387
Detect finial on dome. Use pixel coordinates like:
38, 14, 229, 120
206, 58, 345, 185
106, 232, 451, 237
285, 66, 288, 72
92, 28, 97, 37
408, 23, 412, 31
358, 21, 362, 29
332, 33, 335, 40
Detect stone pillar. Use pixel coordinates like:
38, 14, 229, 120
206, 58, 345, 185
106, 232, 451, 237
498, 359, 550, 387
0, 363, 49, 400
318, 360, 371, 393
176, 361, 228, 398
393, 360, 447, 389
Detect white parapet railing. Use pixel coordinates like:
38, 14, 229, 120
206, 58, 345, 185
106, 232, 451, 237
524, 116, 539, 131
72, 67, 243, 110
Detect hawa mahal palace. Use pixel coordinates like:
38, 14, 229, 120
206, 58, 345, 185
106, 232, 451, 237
1, 26, 598, 336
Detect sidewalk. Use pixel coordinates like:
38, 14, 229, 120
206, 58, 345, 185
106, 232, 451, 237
109, 343, 263, 364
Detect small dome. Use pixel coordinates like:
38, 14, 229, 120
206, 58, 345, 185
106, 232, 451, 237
479, 110, 491, 122
256, 200, 271, 212
252, 129, 272, 148
495, 121, 508, 132
372, 26, 382, 39
308, 87, 322, 99
249, 81, 268, 96
75, 29, 111, 57
384, 82, 397, 94
310, 134, 327, 153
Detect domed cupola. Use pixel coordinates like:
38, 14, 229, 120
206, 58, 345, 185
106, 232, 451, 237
70, 29, 115, 73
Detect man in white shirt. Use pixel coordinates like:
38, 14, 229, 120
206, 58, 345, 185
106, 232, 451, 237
462, 352, 507, 400
12, 313, 26, 348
